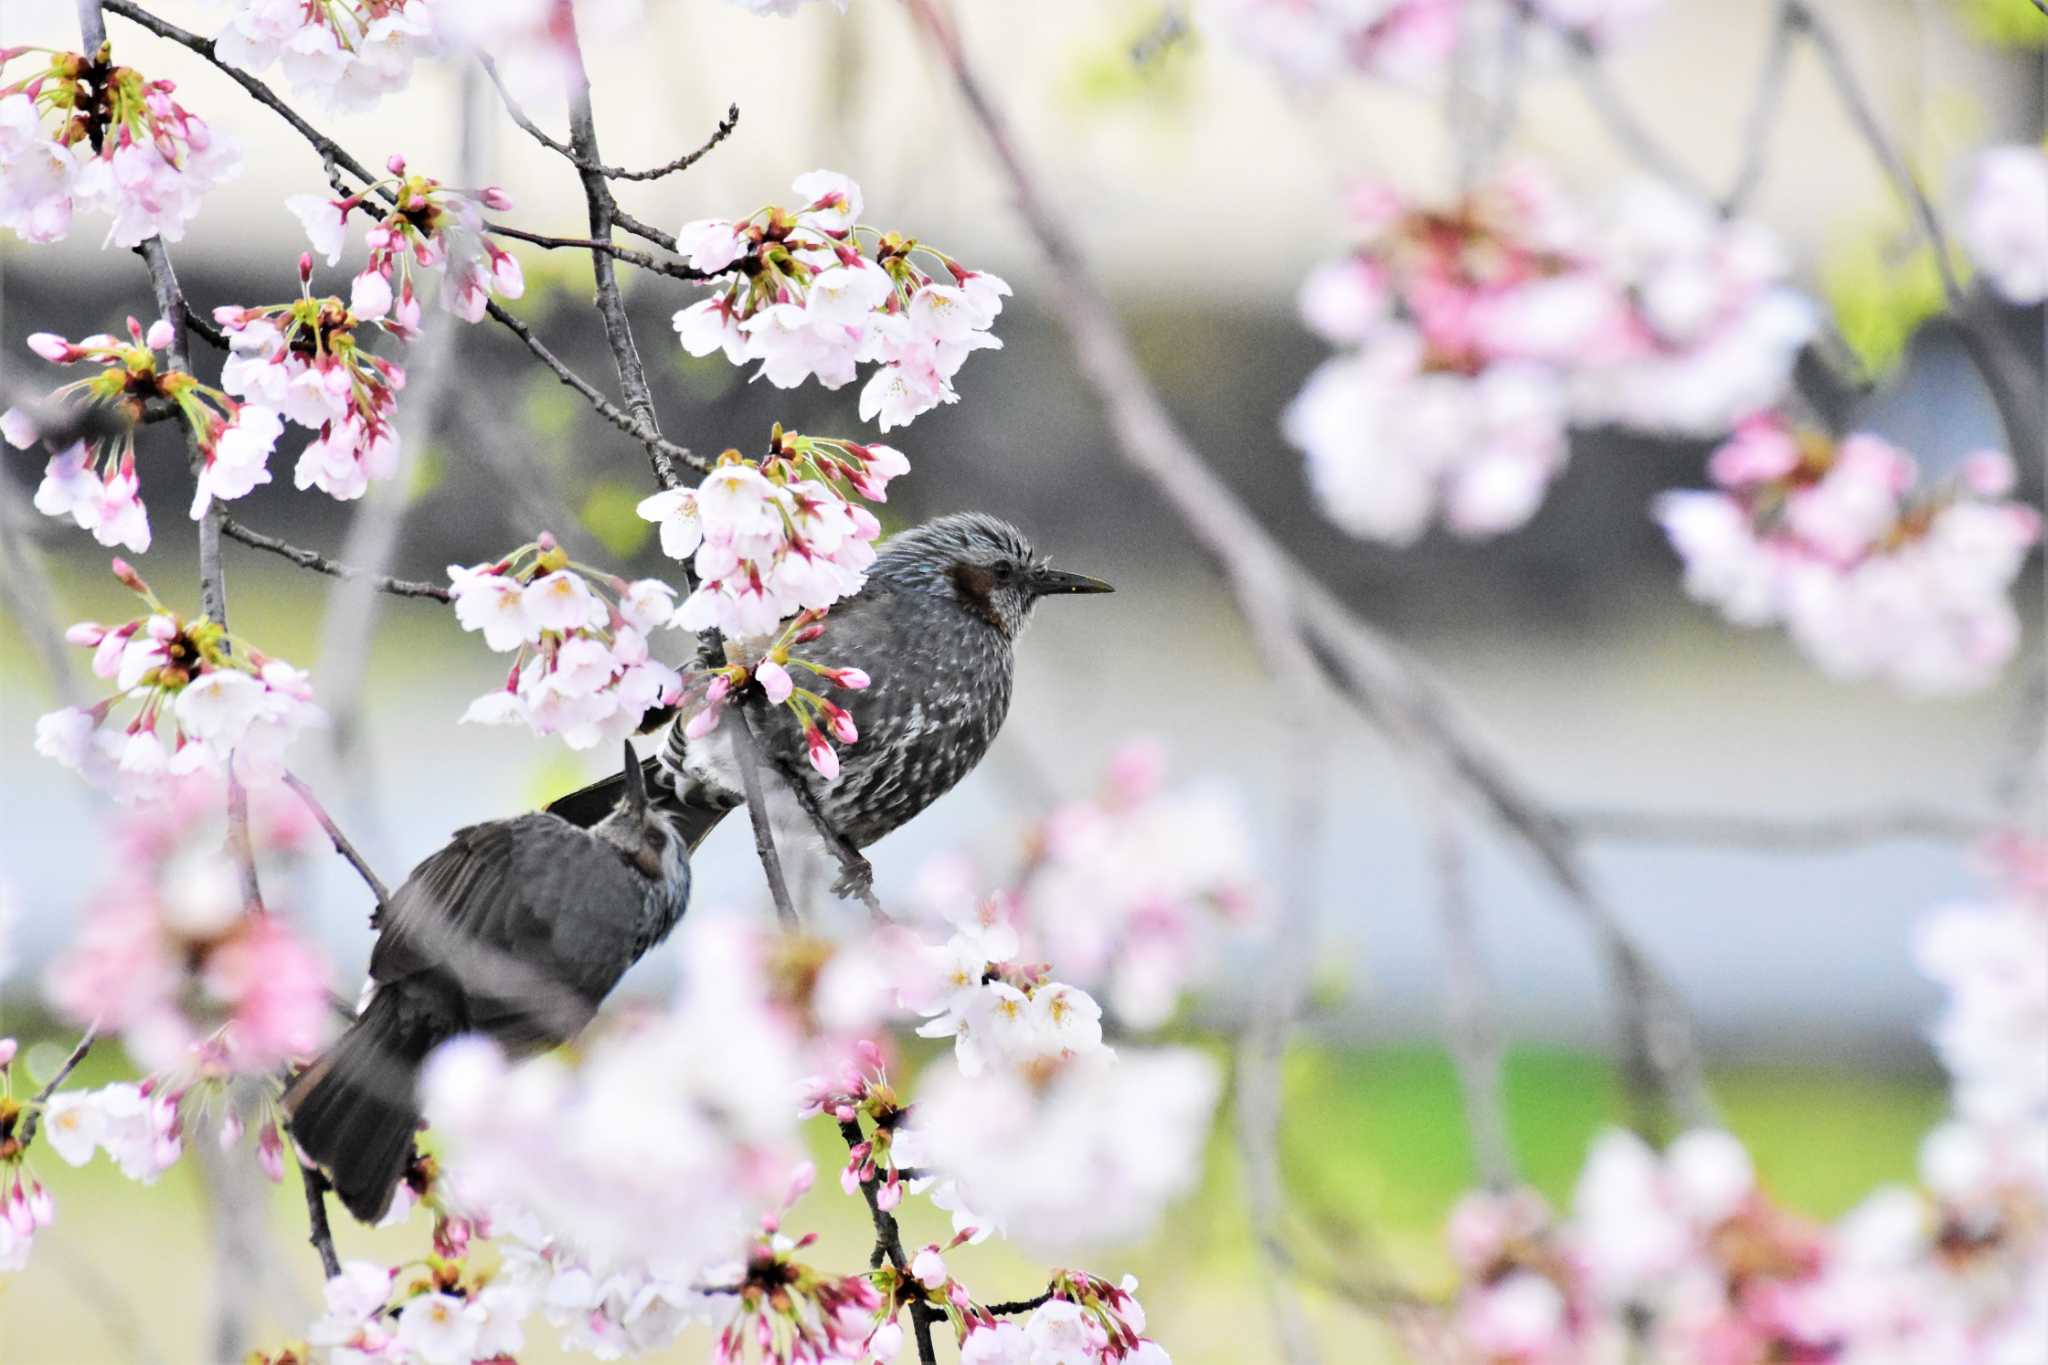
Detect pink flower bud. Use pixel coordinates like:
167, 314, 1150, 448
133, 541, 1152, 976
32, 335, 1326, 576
298, 252, 313, 282
875, 1177, 903, 1211
110, 558, 149, 593
145, 318, 175, 351
26, 1181, 53, 1227
822, 701, 858, 744
0, 1038, 14, 1068
256, 1122, 285, 1183
386, 153, 407, 176
26, 333, 73, 362
64, 622, 106, 647
480, 186, 513, 211
756, 659, 794, 705
217, 1109, 244, 1150
786, 1161, 816, 1201
684, 701, 724, 740
705, 674, 734, 704
1961, 450, 2018, 497
805, 727, 840, 780
125, 316, 145, 345
829, 667, 871, 690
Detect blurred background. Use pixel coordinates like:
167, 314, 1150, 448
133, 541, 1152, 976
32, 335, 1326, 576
2, 0, 2043, 1361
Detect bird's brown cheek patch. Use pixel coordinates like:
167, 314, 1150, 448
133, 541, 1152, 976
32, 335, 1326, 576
949, 563, 1005, 630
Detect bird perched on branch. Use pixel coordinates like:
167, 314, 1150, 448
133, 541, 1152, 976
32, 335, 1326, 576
548, 512, 1113, 883
283, 745, 693, 1223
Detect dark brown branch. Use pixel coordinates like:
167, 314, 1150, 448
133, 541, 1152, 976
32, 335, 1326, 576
732, 707, 800, 929
283, 771, 393, 907
983, 1290, 1054, 1316
219, 517, 453, 600
608, 205, 681, 254
597, 103, 740, 181
296, 1161, 342, 1281
482, 302, 707, 473
16, 1031, 97, 1151
485, 222, 708, 282
837, 1119, 941, 1365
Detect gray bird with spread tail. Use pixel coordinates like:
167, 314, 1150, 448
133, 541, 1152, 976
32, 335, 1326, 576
284, 747, 694, 1223
548, 512, 1113, 876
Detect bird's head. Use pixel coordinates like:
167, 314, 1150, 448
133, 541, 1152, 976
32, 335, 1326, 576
876, 512, 1113, 639
598, 742, 692, 894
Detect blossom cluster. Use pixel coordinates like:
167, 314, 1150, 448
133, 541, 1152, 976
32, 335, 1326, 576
1655, 414, 2041, 694
450, 533, 684, 749
1285, 167, 1812, 544
213, 255, 409, 501
213, 0, 432, 113
0, 1041, 59, 1273
671, 171, 1010, 430
956, 1272, 1170, 1365
0, 45, 241, 247
907, 898, 1108, 1079
4, 318, 285, 549
680, 606, 872, 780
968, 740, 1258, 1029
288, 154, 523, 330
636, 428, 906, 638
1436, 839, 2048, 1364
1960, 141, 2048, 306
36, 560, 326, 797
42, 770, 328, 1073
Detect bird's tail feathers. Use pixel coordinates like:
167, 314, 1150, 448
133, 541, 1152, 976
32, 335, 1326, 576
281, 991, 430, 1225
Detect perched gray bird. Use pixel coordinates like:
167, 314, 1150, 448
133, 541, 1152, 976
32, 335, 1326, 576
548, 512, 1112, 877
283, 745, 693, 1223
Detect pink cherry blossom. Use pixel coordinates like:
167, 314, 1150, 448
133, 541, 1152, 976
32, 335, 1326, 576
1961, 143, 2048, 306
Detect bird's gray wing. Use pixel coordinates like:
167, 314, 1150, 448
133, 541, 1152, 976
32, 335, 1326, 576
367, 813, 645, 1051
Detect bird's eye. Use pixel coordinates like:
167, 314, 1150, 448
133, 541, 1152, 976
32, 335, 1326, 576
993, 560, 1016, 582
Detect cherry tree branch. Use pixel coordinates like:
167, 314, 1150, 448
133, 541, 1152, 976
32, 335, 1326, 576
485, 221, 710, 282
732, 707, 801, 929
1564, 802, 1997, 850
983, 1290, 1055, 1316
908, 0, 1716, 1135
218, 517, 453, 600
283, 771, 393, 907
837, 1119, 942, 1365
1721, 0, 1799, 213
1428, 802, 1516, 1192
297, 1163, 343, 1281
15, 1031, 96, 1151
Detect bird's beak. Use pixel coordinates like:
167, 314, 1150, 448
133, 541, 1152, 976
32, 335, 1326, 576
1030, 566, 1114, 597
620, 740, 649, 819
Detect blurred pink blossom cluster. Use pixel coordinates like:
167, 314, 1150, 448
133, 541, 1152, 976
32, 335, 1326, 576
671, 171, 1010, 431
0, 47, 240, 247
418, 916, 811, 1272
0, 1041, 58, 1273
451, 532, 684, 749
956, 1272, 1171, 1365
916, 740, 1257, 1030
4, 318, 285, 547
1960, 142, 2048, 307
432, 0, 645, 105
36, 561, 326, 797
41, 770, 327, 1073
1438, 838, 2048, 1364
288, 154, 523, 330
212, 0, 432, 112
1655, 415, 2040, 694
213, 259, 409, 502
1286, 167, 1810, 543
1197, 0, 1462, 86
637, 431, 907, 639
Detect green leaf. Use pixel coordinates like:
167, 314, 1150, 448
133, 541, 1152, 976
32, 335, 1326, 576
1821, 229, 1950, 377
1954, 0, 2048, 50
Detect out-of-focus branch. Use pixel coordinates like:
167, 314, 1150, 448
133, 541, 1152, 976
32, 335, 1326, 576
732, 708, 800, 929
837, 1119, 942, 1365
1564, 802, 1997, 850
283, 771, 393, 908
218, 517, 452, 600
909, 0, 1715, 1135
1428, 803, 1516, 1192
1561, 34, 1711, 202
1721, 0, 1798, 213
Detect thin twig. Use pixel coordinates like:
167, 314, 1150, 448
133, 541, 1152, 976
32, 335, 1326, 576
983, 1291, 1055, 1316
1428, 802, 1515, 1192
218, 517, 452, 600
283, 772, 392, 907
479, 60, 739, 183
595, 103, 740, 182
484, 221, 708, 281
838, 1119, 942, 1365
1720, 0, 1799, 214
1565, 802, 1996, 850
910, 0, 1716, 1136
732, 708, 800, 929
16, 1031, 97, 1151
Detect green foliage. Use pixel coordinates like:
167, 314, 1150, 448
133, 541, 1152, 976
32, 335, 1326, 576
522, 372, 583, 442
1822, 228, 1952, 377
1954, 0, 2048, 50
579, 478, 655, 558
1061, 3, 1199, 112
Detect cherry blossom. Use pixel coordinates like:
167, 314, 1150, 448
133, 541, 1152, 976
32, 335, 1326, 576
1570, 179, 1816, 435
213, 0, 433, 113
1960, 142, 2048, 306
0, 46, 241, 248
674, 603, 874, 780
286, 155, 522, 331
1200, 0, 1462, 87
37, 562, 327, 799
637, 430, 899, 643
670, 173, 1008, 430
450, 534, 683, 749
3, 318, 284, 544
37, 1082, 184, 1184
213, 256, 408, 501
1655, 415, 2041, 694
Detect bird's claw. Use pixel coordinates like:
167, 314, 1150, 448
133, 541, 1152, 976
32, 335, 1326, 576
831, 856, 875, 901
